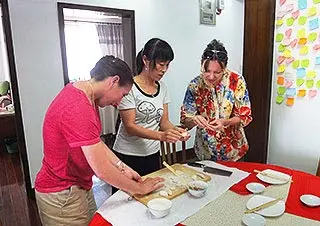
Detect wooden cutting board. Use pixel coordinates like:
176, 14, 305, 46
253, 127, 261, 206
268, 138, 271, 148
134, 163, 211, 205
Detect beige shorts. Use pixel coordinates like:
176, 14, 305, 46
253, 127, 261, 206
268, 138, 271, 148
36, 186, 97, 226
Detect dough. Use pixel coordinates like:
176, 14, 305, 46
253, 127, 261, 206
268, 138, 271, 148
159, 190, 169, 197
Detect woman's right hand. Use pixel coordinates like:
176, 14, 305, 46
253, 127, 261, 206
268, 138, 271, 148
159, 128, 184, 143
136, 177, 164, 195
192, 115, 215, 130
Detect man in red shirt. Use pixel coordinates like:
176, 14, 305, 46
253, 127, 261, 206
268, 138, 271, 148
35, 56, 164, 226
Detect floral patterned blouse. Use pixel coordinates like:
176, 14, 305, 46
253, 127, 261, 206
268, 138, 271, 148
180, 69, 252, 161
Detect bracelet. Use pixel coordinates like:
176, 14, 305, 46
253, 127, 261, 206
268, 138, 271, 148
116, 160, 126, 173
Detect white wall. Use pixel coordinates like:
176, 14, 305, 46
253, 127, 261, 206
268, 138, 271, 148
0, 7, 10, 82
268, 0, 320, 174
8, 0, 244, 186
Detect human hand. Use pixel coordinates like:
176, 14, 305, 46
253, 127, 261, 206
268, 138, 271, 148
136, 177, 164, 195
209, 118, 229, 131
123, 166, 142, 182
192, 115, 215, 130
160, 128, 184, 143
174, 126, 191, 141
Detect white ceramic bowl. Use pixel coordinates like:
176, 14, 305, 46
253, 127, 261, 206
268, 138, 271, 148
242, 213, 266, 226
147, 198, 172, 218
246, 182, 266, 194
300, 194, 320, 207
187, 180, 208, 198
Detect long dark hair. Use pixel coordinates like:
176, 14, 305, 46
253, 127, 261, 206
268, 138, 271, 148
201, 39, 228, 71
90, 55, 133, 86
136, 38, 174, 74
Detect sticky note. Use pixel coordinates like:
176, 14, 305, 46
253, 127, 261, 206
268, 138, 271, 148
285, 29, 292, 38
292, 60, 300, 69
308, 7, 317, 17
286, 57, 295, 64
292, 10, 299, 19
313, 44, 320, 51
308, 32, 317, 42
277, 65, 286, 73
307, 70, 316, 79
283, 38, 291, 46
276, 33, 284, 42
278, 86, 286, 95
284, 79, 293, 88
299, 46, 308, 55
298, 38, 307, 45
283, 49, 291, 58
297, 29, 306, 38
286, 97, 294, 106
297, 89, 306, 97
309, 90, 317, 98
306, 80, 314, 88
314, 0, 320, 4
315, 56, 320, 65
277, 76, 285, 85
277, 56, 285, 64
285, 72, 295, 79
278, 44, 285, 52
301, 59, 310, 68
298, 16, 307, 25
309, 18, 319, 30
286, 17, 294, 26
298, 0, 307, 10
297, 68, 306, 78
286, 88, 296, 96
276, 19, 284, 26
290, 39, 297, 48
316, 80, 320, 88
296, 78, 305, 86
277, 11, 286, 19
280, 0, 286, 5
276, 95, 285, 104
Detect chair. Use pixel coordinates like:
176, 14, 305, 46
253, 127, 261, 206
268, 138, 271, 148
160, 141, 186, 166
316, 158, 320, 177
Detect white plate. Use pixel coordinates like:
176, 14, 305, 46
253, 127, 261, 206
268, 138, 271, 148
242, 213, 266, 226
256, 169, 290, 185
246, 195, 285, 217
246, 182, 266, 194
300, 194, 320, 207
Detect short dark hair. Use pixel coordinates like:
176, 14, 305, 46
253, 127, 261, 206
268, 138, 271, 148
136, 38, 174, 74
90, 55, 133, 86
201, 39, 228, 70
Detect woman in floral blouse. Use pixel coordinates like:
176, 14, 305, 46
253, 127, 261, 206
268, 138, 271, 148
180, 39, 252, 161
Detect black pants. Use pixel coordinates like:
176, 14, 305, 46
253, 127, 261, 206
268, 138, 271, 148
112, 151, 160, 194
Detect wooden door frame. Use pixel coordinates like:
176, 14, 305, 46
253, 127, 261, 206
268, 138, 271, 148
243, 0, 276, 163
0, 0, 32, 197
57, 3, 136, 85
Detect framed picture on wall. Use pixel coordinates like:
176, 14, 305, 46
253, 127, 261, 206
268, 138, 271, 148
199, 0, 217, 25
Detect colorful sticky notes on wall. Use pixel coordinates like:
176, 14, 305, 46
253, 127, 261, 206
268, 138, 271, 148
308, 7, 317, 17
313, 0, 320, 4
286, 57, 295, 64
306, 80, 314, 88
309, 18, 319, 30
276, 95, 285, 104
301, 59, 310, 68
286, 97, 295, 106
283, 49, 292, 58
277, 65, 286, 73
298, 16, 307, 25
299, 46, 309, 55
284, 79, 294, 88
308, 32, 317, 42
277, 76, 285, 85
296, 78, 305, 87
298, 0, 307, 10
298, 89, 306, 97
276, 33, 284, 42
278, 86, 286, 95
309, 89, 317, 98
292, 10, 299, 19
315, 56, 320, 65
307, 70, 316, 79
277, 56, 285, 64
292, 60, 300, 69
316, 80, 320, 88
298, 38, 307, 45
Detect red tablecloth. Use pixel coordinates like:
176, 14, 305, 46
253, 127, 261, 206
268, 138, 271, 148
90, 162, 320, 225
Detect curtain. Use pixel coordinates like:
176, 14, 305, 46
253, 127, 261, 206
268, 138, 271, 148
96, 23, 124, 135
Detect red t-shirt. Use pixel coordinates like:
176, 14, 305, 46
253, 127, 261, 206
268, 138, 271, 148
35, 84, 101, 193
